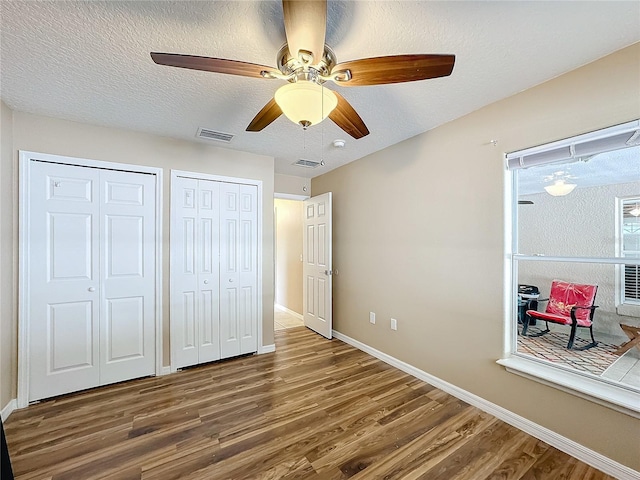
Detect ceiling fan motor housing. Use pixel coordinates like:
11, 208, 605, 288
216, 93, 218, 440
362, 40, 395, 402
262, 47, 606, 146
277, 43, 337, 85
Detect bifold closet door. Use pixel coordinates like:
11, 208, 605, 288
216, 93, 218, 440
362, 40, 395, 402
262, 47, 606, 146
173, 178, 221, 369
99, 169, 157, 385
28, 161, 156, 402
219, 183, 258, 359
29, 162, 101, 400
172, 177, 258, 368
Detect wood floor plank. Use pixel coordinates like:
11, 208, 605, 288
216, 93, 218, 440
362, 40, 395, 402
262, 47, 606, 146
482, 435, 550, 480
346, 407, 493, 480
4, 326, 616, 479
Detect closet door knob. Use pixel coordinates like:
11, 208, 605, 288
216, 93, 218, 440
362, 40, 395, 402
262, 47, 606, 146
203, 280, 209, 285
88, 287, 96, 292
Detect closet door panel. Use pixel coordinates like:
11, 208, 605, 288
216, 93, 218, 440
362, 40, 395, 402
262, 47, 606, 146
172, 177, 200, 369
197, 180, 221, 363
28, 162, 101, 401
239, 185, 258, 354
100, 170, 156, 385
219, 183, 241, 359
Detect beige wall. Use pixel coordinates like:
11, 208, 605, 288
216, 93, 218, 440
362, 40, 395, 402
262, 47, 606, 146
275, 173, 310, 197
2, 111, 275, 407
312, 43, 640, 470
275, 198, 303, 314
1, 101, 16, 409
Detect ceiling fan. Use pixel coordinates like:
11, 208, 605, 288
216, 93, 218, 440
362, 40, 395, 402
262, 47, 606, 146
151, 0, 455, 140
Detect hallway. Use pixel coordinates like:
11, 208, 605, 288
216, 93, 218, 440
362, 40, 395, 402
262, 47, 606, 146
275, 307, 304, 330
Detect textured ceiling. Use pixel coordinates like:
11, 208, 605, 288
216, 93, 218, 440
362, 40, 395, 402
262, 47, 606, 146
1, 1, 639, 178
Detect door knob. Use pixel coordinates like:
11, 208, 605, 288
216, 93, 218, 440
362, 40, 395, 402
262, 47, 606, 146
229, 278, 233, 283
88, 287, 96, 292
204, 280, 209, 284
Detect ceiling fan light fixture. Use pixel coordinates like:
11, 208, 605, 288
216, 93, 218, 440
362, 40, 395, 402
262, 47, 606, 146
274, 81, 337, 128
544, 179, 577, 197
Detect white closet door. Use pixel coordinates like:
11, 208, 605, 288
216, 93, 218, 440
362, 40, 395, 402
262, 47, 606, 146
99, 170, 156, 384
172, 176, 258, 366
239, 184, 258, 354
219, 183, 258, 358
29, 162, 101, 401
172, 178, 222, 368
196, 180, 221, 363
219, 183, 241, 359
172, 177, 200, 369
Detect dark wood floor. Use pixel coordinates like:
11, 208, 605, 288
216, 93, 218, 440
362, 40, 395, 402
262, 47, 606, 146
5, 327, 614, 479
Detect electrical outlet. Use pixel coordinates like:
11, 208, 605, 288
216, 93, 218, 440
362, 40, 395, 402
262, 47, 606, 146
369, 312, 376, 324
391, 318, 398, 331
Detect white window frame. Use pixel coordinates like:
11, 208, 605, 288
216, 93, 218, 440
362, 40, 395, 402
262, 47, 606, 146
498, 121, 640, 418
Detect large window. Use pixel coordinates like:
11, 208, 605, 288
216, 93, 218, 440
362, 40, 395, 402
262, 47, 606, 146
500, 120, 640, 415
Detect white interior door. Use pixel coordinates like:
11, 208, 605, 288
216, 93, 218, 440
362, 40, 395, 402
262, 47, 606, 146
238, 184, 258, 355
28, 161, 157, 401
196, 180, 222, 363
219, 182, 259, 359
219, 183, 241, 359
172, 177, 200, 369
29, 162, 101, 400
172, 178, 222, 369
99, 169, 156, 384
303, 192, 332, 339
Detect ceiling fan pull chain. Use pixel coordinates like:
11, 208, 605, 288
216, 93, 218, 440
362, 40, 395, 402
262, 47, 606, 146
320, 84, 326, 167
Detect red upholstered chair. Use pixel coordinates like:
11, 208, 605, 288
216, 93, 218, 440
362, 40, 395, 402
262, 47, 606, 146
524, 280, 599, 350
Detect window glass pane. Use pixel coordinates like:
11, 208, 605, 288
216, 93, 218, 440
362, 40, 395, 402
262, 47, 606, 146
515, 259, 639, 390
621, 199, 640, 302
517, 146, 640, 257
623, 198, 640, 256
624, 264, 640, 302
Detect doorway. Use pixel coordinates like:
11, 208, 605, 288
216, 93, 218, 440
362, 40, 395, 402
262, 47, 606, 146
274, 197, 304, 331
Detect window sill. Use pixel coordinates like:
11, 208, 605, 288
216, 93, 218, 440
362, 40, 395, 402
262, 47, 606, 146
617, 303, 640, 319
497, 355, 640, 418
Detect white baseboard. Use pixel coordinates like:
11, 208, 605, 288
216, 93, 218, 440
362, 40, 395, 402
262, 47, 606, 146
274, 304, 303, 321
1, 399, 16, 422
332, 330, 639, 480
259, 344, 276, 354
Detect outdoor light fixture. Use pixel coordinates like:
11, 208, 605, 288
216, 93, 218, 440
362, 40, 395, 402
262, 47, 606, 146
544, 179, 577, 197
274, 81, 337, 129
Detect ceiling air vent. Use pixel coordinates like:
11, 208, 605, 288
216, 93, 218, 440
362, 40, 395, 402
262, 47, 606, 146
196, 127, 234, 143
293, 158, 321, 168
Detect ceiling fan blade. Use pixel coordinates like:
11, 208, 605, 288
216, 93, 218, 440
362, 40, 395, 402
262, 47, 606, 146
332, 54, 455, 86
151, 52, 279, 79
328, 91, 369, 139
246, 98, 283, 132
282, 0, 326, 64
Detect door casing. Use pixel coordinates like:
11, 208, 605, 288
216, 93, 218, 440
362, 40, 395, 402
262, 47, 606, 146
18, 151, 164, 408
